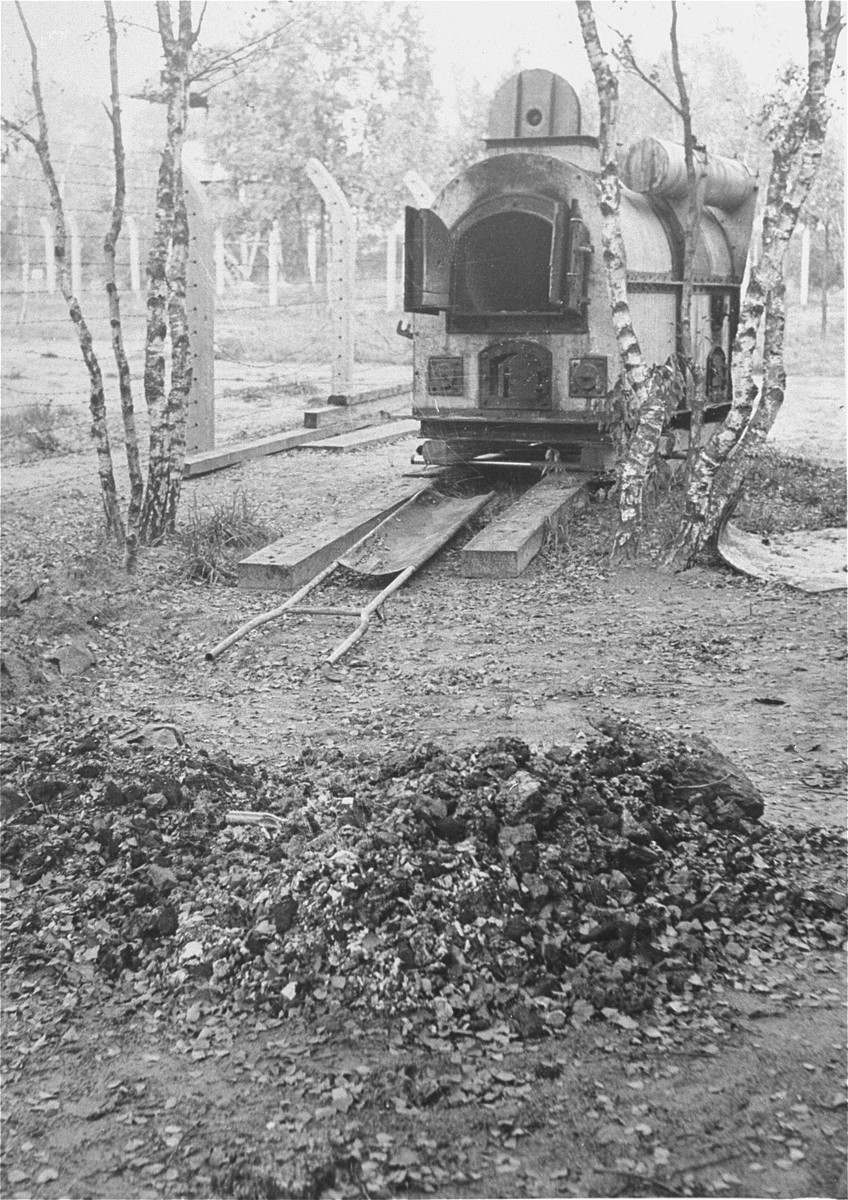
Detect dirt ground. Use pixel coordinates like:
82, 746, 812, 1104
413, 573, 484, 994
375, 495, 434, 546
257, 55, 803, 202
1, 362, 846, 1200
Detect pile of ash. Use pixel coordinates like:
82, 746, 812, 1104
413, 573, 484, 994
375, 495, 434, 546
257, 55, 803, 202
2, 718, 844, 1036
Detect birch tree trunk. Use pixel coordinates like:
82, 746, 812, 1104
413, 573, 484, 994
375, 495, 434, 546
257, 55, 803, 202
4, 2, 125, 544
668, 4, 708, 484
661, 0, 843, 571
616, 3, 708, 486
139, 0, 193, 545
577, 1, 672, 563
104, 1, 143, 571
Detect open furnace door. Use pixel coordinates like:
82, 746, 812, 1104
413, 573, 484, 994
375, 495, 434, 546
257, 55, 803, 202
404, 207, 451, 314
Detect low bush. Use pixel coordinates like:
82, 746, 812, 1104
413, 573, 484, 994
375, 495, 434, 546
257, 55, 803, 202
177, 491, 273, 585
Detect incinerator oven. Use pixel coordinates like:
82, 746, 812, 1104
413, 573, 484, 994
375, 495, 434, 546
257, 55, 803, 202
404, 69, 757, 470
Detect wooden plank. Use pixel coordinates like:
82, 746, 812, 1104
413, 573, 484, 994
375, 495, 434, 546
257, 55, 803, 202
298, 419, 420, 452
183, 397, 411, 478
304, 390, 411, 429
459, 475, 585, 578
237, 486, 426, 592
326, 384, 410, 407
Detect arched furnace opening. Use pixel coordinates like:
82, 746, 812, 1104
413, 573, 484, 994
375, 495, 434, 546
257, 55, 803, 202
454, 212, 557, 314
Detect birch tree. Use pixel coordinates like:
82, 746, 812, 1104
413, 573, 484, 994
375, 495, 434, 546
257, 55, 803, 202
617, 4, 709, 476
661, 0, 843, 571
139, 0, 197, 544
576, 0, 681, 562
103, 0, 144, 569
2, 1, 125, 545
2, 1, 202, 562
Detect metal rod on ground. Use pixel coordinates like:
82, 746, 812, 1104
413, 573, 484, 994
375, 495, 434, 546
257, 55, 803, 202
205, 558, 340, 661
325, 564, 416, 665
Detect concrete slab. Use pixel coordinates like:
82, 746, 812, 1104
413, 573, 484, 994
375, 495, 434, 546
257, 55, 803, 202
459, 474, 586, 578
237, 485, 428, 592
299, 419, 420, 452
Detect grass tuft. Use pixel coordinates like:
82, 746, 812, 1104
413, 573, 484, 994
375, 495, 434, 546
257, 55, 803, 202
736, 448, 847, 534
177, 491, 273, 585
1, 402, 63, 454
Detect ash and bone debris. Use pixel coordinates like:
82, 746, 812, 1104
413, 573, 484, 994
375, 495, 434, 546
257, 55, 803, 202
1, 719, 845, 1035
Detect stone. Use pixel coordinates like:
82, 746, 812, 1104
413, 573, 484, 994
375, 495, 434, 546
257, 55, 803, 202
0, 785, 28, 821
148, 863, 179, 892
52, 643, 96, 677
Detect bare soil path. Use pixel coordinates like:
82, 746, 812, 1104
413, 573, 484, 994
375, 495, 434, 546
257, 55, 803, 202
1, 370, 846, 1200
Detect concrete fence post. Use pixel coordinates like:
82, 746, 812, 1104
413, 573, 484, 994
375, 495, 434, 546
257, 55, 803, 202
305, 159, 356, 397
184, 167, 216, 454
39, 217, 56, 293
385, 219, 404, 311
126, 215, 141, 294
307, 225, 318, 288
65, 211, 82, 295
269, 220, 281, 306
799, 224, 810, 307
214, 227, 226, 296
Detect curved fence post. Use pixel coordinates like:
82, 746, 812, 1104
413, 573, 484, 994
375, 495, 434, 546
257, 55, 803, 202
305, 158, 356, 398
404, 170, 435, 208
386, 219, 404, 311
307, 224, 318, 289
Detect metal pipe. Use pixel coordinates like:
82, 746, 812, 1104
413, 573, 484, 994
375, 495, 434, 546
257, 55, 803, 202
205, 558, 340, 661
286, 605, 361, 616
326, 564, 416, 665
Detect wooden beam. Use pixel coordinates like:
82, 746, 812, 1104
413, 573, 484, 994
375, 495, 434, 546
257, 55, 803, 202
304, 389, 411, 429
298, 419, 420, 452
459, 475, 586, 578
183, 395, 412, 478
325, 384, 410, 408
237, 486, 427, 591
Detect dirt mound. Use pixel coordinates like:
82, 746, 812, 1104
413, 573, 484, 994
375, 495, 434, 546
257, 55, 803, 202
1, 718, 845, 1039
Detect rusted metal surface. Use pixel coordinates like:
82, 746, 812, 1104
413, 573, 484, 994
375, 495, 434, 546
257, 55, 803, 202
487, 69, 582, 141
340, 489, 495, 579
619, 190, 675, 275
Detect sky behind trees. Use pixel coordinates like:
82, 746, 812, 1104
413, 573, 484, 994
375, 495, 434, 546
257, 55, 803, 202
3, 0, 839, 128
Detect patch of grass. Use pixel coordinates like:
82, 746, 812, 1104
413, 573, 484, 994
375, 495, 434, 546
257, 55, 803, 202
215, 287, 412, 368
221, 379, 324, 403
0, 402, 63, 454
551, 446, 845, 566
177, 491, 273, 585
783, 288, 845, 377
736, 447, 847, 534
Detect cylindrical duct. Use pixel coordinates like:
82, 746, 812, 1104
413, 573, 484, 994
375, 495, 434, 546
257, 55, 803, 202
622, 137, 755, 212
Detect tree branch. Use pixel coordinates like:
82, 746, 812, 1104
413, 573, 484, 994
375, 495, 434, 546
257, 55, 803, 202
615, 36, 683, 117
0, 116, 40, 149
191, 0, 207, 46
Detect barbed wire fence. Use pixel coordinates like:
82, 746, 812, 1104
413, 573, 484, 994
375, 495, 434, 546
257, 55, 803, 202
2, 141, 412, 426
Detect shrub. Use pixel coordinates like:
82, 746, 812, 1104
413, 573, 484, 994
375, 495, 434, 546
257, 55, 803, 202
177, 491, 273, 585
